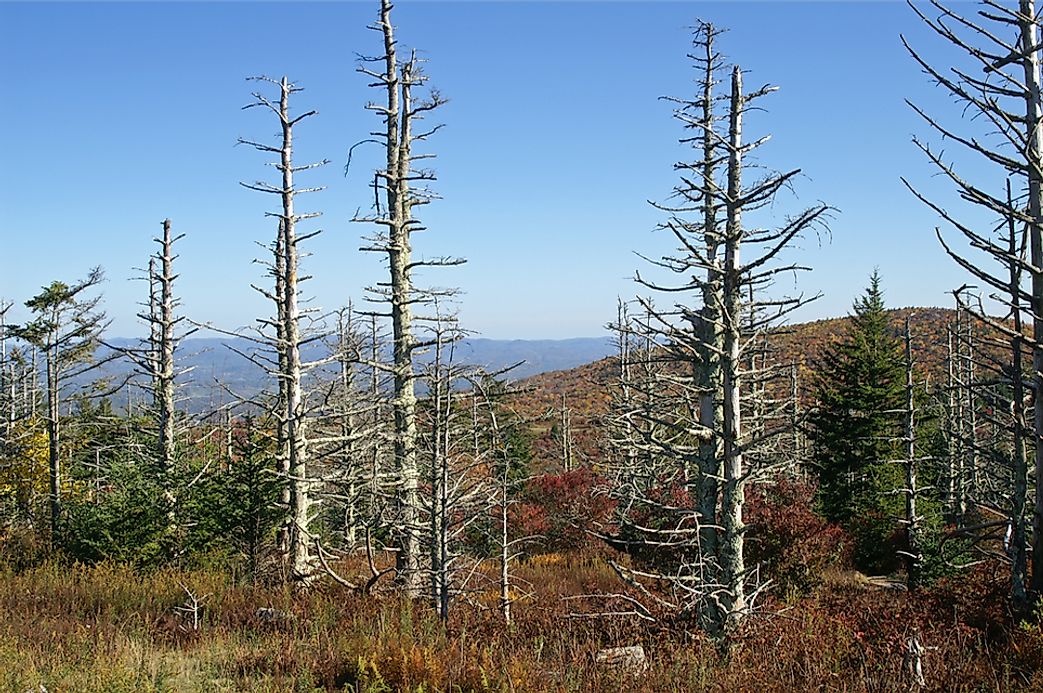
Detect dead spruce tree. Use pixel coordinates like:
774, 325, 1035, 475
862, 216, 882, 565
901, 317, 926, 590
320, 304, 371, 550
105, 221, 193, 481
604, 22, 828, 638
902, 0, 1043, 607
418, 312, 490, 621
148, 220, 185, 479
353, 0, 462, 595
0, 302, 12, 453
239, 76, 328, 583
942, 303, 975, 519
99, 220, 200, 553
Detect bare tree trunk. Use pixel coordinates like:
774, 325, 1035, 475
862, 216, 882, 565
46, 342, 60, 540
903, 318, 922, 590
963, 314, 977, 507
273, 76, 313, 582
719, 65, 747, 633
1019, 0, 1043, 599
1006, 179, 1031, 611
945, 325, 959, 520
369, 314, 383, 521
240, 75, 325, 582
695, 22, 725, 568
955, 306, 969, 517
156, 220, 177, 476
429, 342, 444, 616
559, 393, 574, 472
359, 0, 457, 596
274, 222, 291, 559
500, 466, 511, 625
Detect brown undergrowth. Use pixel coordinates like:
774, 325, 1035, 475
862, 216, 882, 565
1, 552, 1041, 692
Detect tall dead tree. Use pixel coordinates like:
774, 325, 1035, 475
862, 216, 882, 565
901, 317, 925, 590
902, 0, 1043, 604
943, 319, 966, 518
239, 75, 328, 583
152, 220, 181, 477
604, 23, 828, 638
354, 0, 461, 595
106, 220, 192, 480
649, 21, 728, 562
418, 313, 491, 620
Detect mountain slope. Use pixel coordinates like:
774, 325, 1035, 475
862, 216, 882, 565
509, 307, 971, 470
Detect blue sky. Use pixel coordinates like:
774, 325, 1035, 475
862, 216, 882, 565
1, 1, 997, 338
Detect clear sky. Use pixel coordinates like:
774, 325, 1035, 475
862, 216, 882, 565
0, 1, 997, 339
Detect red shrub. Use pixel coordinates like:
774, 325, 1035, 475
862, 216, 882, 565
513, 467, 615, 553
745, 476, 850, 596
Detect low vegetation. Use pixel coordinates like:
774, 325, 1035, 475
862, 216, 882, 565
2, 533, 1041, 691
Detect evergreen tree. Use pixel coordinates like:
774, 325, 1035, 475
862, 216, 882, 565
808, 272, 904, 567
207, 417, 285, 581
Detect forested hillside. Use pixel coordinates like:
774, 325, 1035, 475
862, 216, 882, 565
513, 306, 962, 470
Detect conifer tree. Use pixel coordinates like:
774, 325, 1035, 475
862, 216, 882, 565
808, 272, 904, 559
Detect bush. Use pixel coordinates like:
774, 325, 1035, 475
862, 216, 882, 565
513, 467, 614, 554
745, 477, 849, 597
60, 461, 171, 567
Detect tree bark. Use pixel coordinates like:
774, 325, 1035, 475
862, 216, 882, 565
1018, 0, 1043, 599
719, 65, 747, 633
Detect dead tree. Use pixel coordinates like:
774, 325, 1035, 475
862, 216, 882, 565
902, 0, 1043, 603
418, 312, 489, 620
943, 320, 965, 518
0, 301, 15, 455
557, 393, 575, 472
310, 303, 388, 561
353, 0, 462, 595
239, 75, 328, 583
105, 220, 194, 480
646, 21, 728, 563
604, 23, 828, 638
901, 317, 925, 590
469, 364, 532, 625
151, 220, 183, 477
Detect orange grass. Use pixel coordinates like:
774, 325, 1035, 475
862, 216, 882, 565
0, 553, 1040, 691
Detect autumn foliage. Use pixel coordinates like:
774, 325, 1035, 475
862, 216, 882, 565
513, 467, 615, 553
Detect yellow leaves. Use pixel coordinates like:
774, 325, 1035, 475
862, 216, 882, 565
0, 418, 49, 505
0, 417, 91, 507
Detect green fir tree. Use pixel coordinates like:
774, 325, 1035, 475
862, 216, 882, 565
808, 272, 905, 570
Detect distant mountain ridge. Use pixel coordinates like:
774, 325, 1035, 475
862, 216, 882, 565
88, 336, 616, 412
83, 308, 967, 430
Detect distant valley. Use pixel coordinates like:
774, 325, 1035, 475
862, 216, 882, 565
86, 336, 616, 413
